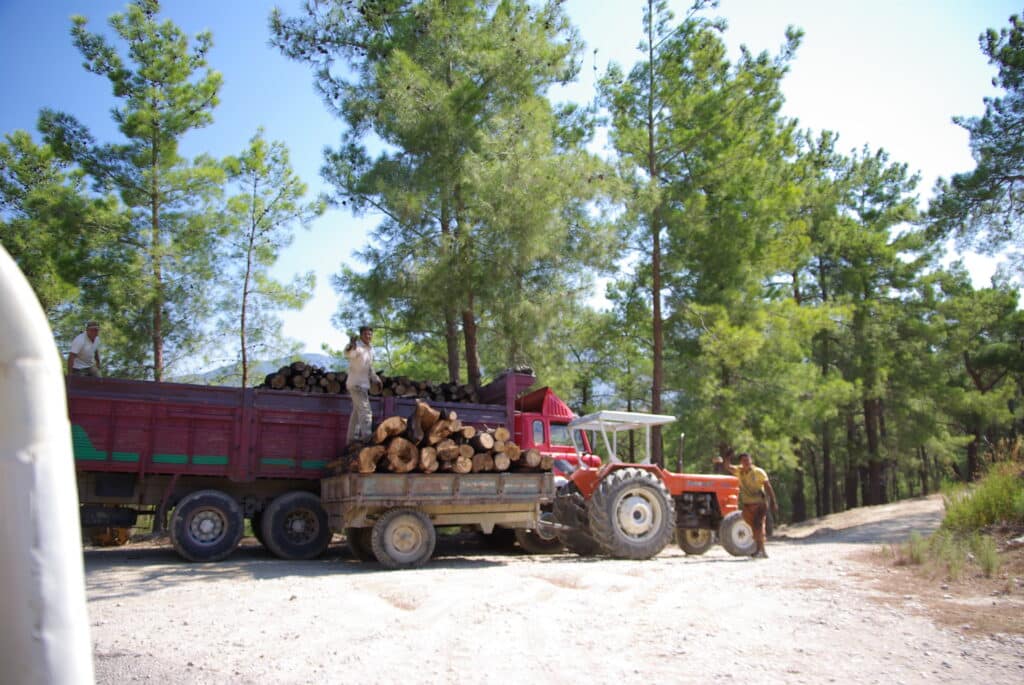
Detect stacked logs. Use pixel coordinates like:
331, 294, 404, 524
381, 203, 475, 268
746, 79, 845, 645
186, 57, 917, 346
258, 362, 479, 403
337, 399, 553, 475
262, 361, 344, 394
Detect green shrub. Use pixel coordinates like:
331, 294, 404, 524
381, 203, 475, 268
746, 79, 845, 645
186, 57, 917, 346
943, 462, 1024, 532
906, 531, 926, 565
970, 534, 1001, 578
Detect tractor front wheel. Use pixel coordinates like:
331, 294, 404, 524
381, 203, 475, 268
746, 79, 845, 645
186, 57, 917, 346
588, 468, 675, 560
677, 527, 714, 555
719, 511, 756, 556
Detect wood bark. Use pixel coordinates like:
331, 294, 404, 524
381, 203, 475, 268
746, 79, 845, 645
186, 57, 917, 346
358, 446, 387, 474
374, 416, 408, 444
522, 449, 542, 469
386, 437, 419, 473
470, 432, 495, 452
419, 446, 438, 474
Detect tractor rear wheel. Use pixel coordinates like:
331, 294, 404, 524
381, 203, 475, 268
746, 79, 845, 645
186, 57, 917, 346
588, 468, 675, 560
719, 511, 756, 556
677, 527, 714, 555
553, 483, 601, 556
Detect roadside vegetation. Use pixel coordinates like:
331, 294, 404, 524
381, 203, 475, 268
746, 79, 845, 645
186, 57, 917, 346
886, 440, 1024, 581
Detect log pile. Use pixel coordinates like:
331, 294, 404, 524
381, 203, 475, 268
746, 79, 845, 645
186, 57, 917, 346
258, 362, 480, 403
333, 400, 552, 475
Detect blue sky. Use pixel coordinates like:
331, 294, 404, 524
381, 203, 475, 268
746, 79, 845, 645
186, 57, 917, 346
1, 0, 1019, 356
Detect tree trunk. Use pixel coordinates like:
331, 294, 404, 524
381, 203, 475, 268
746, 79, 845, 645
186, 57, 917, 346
863, 398, 886, 505
966, 426, 982, 480
845, 412, 859, 509
645, 1, 663, 467
821, 420, 834, 516
918, 446, 930, 495
151, 138, 164, 382
791, 467, 807, 523
462, 299, 481, 391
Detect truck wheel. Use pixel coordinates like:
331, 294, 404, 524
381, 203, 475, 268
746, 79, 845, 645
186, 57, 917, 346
371, 508, 436, 570
553, 483, 601, 556
588, 468, 675, 560
677, 528, 714, 555
169, 489, 244, 562
514, 527, 563, 555
345, 527, 375, 562
261, 491, 332, 560
719, 511, 756, 556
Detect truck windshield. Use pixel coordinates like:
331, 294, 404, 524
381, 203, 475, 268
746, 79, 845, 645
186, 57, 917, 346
550, 423, 574, 446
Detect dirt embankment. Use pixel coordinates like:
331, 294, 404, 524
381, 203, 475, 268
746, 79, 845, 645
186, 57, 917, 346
86, 495, 1024, 684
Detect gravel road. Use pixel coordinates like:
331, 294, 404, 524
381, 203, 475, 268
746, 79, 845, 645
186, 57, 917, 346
86, 495, 1024, 684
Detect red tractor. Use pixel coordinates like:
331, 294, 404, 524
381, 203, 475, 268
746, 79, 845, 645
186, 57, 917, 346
547, 411, 756, 559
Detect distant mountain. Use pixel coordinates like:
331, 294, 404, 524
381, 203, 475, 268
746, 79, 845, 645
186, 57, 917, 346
173, 352, 340, 386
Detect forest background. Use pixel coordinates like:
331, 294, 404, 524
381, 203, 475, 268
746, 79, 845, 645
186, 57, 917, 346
2, 0, 1023, 523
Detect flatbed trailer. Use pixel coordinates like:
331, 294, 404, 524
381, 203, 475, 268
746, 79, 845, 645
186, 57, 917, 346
321, 472, 555, 568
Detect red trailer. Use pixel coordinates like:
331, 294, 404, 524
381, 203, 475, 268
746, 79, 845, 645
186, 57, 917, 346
67, 371, 589, 562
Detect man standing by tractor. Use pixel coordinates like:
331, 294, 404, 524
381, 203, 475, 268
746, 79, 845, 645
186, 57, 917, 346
344, 325, 380, 445
723, 452, 778, 558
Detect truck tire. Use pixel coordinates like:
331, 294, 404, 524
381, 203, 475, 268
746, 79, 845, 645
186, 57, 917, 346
169, 489, 244, 562
677, 527, 714, 555
345, 527, 375, 562
260, 491, 332, 561
588, 468, 675, 560
514, 527, 563, 555
371, 508, 436, 570
553, 483, 601, 556
719, 511, 756, 556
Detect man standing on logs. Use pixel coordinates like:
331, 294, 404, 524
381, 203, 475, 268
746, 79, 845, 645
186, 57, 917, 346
67, 321, 102, 377
344, 325, 380, 445
722, 452, 778, 559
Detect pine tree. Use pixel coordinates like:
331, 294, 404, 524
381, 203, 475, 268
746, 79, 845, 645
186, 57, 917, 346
273, 0, 610, 387
930, 10, 1024, 276
219, 130, 325, 387
39, 0, 226, 380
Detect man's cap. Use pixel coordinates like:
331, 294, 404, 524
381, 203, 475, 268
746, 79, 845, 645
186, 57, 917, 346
86, 321, 99, 329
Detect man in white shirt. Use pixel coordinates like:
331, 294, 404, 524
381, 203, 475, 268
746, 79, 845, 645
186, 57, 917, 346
344, 325, 380, 444
68, 321, 102, 377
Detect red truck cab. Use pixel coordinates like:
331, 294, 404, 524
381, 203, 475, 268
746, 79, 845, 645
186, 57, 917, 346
513, 386, 600, 477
